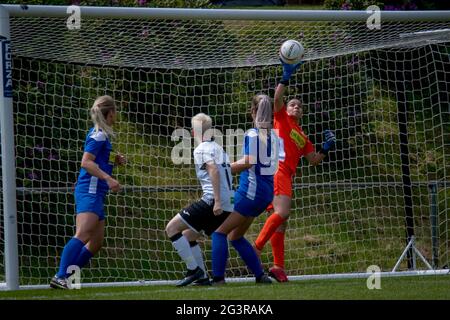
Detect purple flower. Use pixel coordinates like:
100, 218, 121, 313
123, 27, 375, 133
48, 153, 59, 160
315, 101, 322, 111
405, 2, 418, 10
36, 81, 45, 90
332, 32, 339, 41
137, 0, 147, 6
141, 29, 149, 38
341, 2, 352, 10
329, 57, 336, 69
246, 52, 257, 65
100, 48, 112, 60
348, 55, 359, 67
27, 172, 40, 180
34, 144, 44, 153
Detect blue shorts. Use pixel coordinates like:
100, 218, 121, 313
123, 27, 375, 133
74, 192, 106, 221
233, 190, 273, 218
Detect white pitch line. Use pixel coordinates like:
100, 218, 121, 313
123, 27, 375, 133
0, 285, 265, 300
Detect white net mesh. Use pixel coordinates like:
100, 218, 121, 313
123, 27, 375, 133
1, 11, 449, 285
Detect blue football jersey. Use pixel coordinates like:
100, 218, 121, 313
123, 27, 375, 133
75, 128, 113, 195
237, 128, 278, 201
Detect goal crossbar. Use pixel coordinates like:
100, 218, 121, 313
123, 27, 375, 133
2, 5, 450, 22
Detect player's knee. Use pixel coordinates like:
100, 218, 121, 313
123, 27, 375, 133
87, 241, 103, 255
165, 221, 175, 237
182, 229, 199, 242
165, 218, 180, 237
75, 230, 91, 244
276, 210, 290, 220
228, 229, 244, 241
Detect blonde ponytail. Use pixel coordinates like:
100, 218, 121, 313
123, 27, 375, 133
251, 94, 273, 162
90, 95, 116, 139
255, 95, 272, 130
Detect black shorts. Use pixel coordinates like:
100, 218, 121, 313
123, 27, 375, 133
178, 199, 231, 236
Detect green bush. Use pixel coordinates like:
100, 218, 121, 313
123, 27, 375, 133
324, 0, 384, 10
323, 0, 445, 10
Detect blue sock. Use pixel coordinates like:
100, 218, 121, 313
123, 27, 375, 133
211, 232, 228, 278
231, 237, 264, 278
56, 237, 85, 278
74, 246, 94, 269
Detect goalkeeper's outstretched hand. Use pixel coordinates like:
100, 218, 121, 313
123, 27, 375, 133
322, 130, 336, 153
280, 58, 303, 83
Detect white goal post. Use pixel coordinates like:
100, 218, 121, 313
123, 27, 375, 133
1, 5, 449, 291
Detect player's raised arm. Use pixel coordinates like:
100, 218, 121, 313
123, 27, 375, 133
275, 60, 303, 113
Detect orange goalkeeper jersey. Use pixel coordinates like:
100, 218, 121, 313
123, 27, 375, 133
274, 106, 314, 176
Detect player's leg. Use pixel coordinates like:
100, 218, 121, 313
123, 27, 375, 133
211, 212, 247, 284
255, 194, 291, 252
268, 219, 289, 282
229, 217, 270, 283
72, 196, 106, 270
182, 229, 210, 285
75, 219, 105, 269
51, 212, 98, 289
254, 169, 292, 254
166, 215, 203, 286
183, 229, 204, 273
264, 196, 290, 282
271, 221, 287, 269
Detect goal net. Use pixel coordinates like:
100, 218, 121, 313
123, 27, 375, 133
1, 6, 449, 287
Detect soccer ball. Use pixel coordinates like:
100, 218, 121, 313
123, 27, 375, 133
279, 40, 304, 65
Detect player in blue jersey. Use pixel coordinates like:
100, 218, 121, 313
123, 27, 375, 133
50, 95, 126, 289
211, 94, 277, 285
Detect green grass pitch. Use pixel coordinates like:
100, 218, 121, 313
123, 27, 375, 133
0, 276, 449, 300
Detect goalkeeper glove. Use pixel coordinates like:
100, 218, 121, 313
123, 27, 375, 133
320, 130, 336, 155
280, 58, 303, 85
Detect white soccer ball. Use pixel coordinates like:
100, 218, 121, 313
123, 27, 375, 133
279, 40, 304, 65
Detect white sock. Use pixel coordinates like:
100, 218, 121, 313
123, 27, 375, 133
191, 243, 207, 278
172, 235, 198, 270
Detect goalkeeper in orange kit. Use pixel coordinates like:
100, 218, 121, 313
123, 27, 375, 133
254, 59, 336, 282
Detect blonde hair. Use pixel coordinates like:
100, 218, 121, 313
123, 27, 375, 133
191, 113, 212, 135
250, 94, 273, 156
90, 95, 116, 139
252, 94, 272, 129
